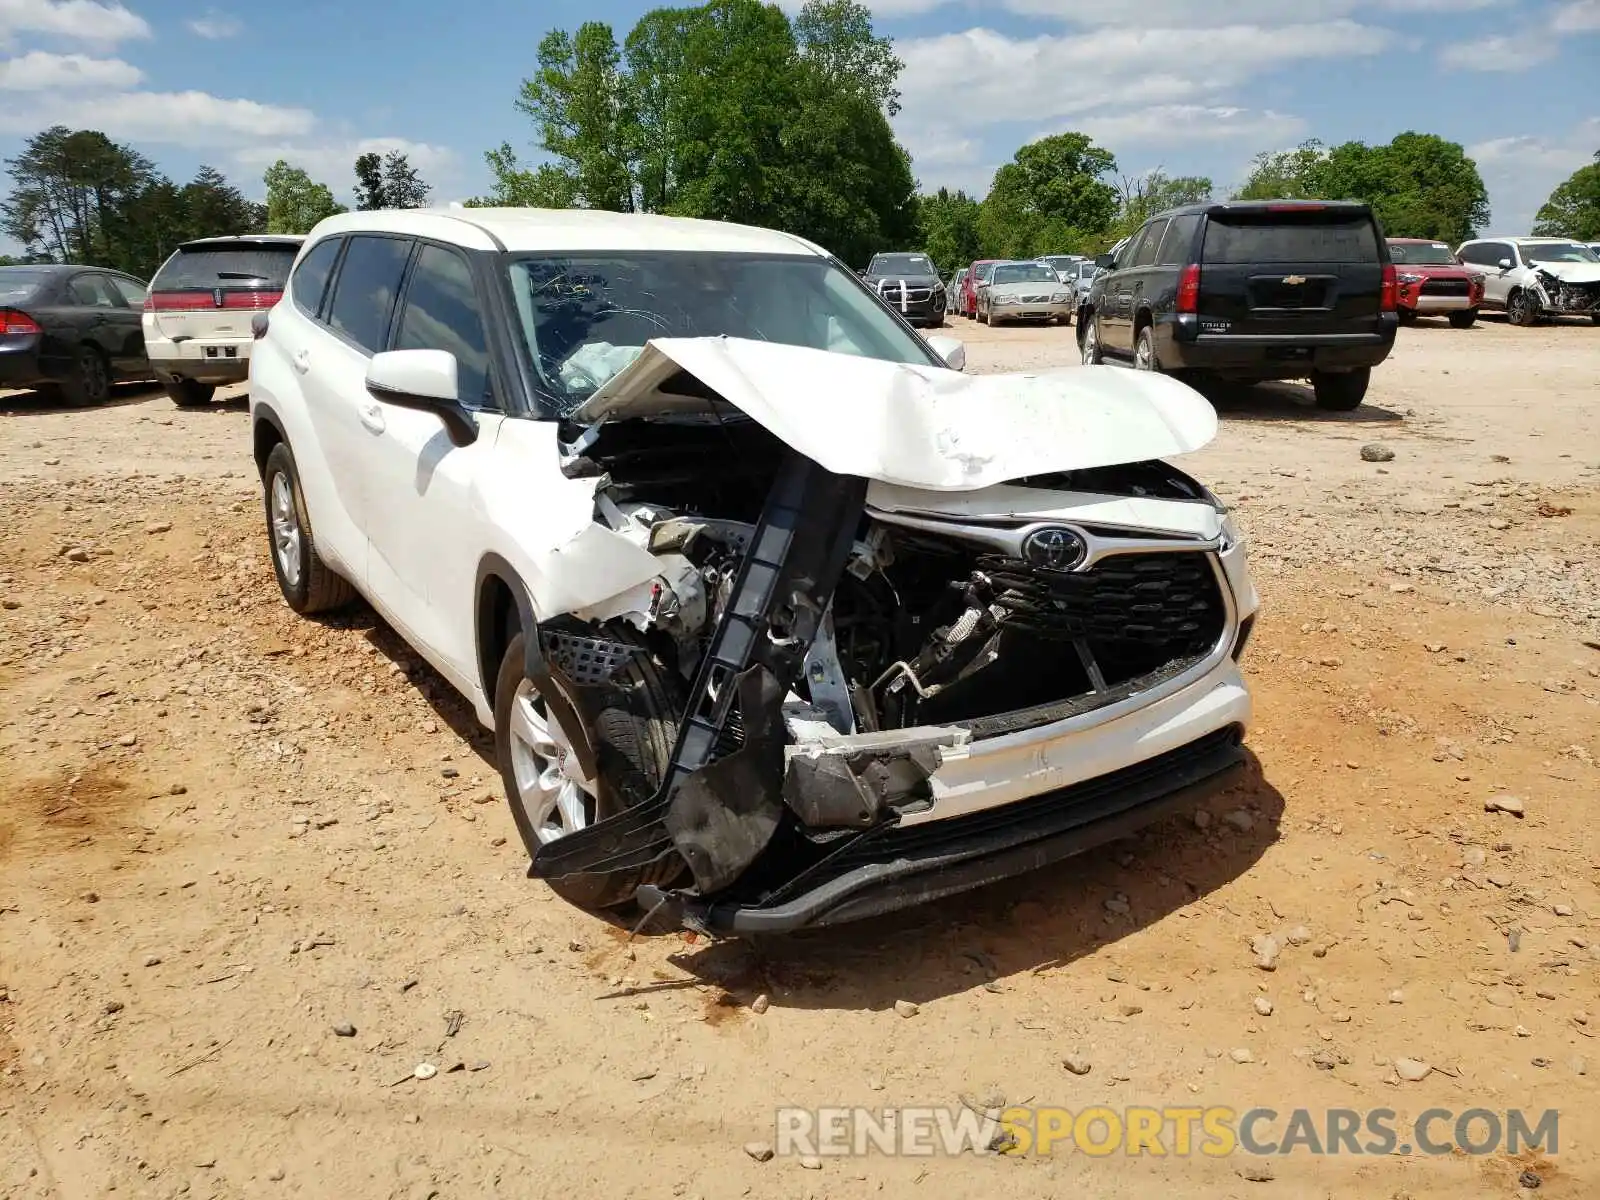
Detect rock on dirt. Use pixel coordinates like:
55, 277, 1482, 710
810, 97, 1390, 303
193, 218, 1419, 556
1252, 934, 1281, 971
1062, 1054, 1092, 1076
893, 999, 919, 1018
1484, 793, 1526, 816
743, 1142, 774, 1163
1360, 444, 1396, 463
1394, 1057, 1431, 1082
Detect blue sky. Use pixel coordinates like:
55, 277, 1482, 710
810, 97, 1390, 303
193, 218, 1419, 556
1, 0, 1597, 252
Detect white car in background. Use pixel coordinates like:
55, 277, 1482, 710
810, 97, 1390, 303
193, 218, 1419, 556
143, 234, 304, 405
1454, 236, 1600, 326
247, 207, 1257, 935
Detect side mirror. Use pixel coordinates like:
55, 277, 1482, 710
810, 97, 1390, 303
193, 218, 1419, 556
365, 349, 478, 446
925, 334, 966, 371
1497, 258, 1513, 270
1095, 253, 1116, 270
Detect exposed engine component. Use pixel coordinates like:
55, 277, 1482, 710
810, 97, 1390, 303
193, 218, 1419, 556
1535, 269, 1600, 314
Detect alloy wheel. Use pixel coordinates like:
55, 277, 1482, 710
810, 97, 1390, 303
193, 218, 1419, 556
269, 470, 303, 590
1082, 316, 1100, 364
507, 680, 597, 844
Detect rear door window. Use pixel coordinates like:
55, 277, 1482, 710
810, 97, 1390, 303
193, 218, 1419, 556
291, 237, 343, 318
107, 276, 147, 307
1130, 221, 1167, 268
67, 275, 119, 307
325, 236, 413, 354
1203, 215, 1379, 264
152, 242, 300, 290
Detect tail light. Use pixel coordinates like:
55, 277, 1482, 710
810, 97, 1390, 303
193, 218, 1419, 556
1176, 263, 1201, 313
1380, 263, 1397, 313
0, 308, 43, 335
144, 290, 283, 312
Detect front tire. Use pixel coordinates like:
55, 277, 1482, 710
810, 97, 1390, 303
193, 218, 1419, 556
1507, 289, 1540, 327
1448, 309, 1478, 329
1312, 367, 1371, 411
261, 442, 356, 615
493, 630, 688, 909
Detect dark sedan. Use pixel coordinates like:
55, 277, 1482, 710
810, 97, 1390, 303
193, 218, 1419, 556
0, 265, 154, 404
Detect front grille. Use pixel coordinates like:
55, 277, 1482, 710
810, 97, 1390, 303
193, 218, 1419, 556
978, 551, 1225, 663
1421, 278, 1469, 297
879, 283, 932, 302
1019, 293, 1054, 304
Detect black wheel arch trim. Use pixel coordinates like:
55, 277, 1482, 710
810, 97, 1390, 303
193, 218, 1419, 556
251, 401, 289, 474
474, 552, 599, 780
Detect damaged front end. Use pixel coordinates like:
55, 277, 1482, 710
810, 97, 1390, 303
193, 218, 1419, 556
1532, 267, 1600, 316
526, 338, 1254, 934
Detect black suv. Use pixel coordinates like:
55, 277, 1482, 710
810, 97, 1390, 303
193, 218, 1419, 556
862, 251, 946, 327
1077, 200, 1398, 410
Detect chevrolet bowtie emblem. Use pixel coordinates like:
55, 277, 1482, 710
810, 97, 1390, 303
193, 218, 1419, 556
1282, 274, 1306, 285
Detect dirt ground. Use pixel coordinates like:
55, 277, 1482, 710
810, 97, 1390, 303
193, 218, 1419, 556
2, 313, 1598, 1199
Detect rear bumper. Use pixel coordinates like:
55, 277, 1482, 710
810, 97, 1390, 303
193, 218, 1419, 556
147, 336, 250, 384
0, 339, 50, 386
1160, 315, 1396, 376
659, 723, 1248, 933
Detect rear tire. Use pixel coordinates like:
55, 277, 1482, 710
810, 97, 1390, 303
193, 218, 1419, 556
56, 346, 111, 407
1080, 312, 1103, 364
494, 630, 689, 909
1312, 367, 1370, 411
261, 442, 356, 615
164, 378, 216, 407
1448, 309, 1478, 329
1507, 289, 1540, 327
1133, 325, 1160, 372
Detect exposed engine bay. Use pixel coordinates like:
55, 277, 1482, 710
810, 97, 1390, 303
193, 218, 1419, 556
1533, 268, 1600, 314
529, 406, 1238, 927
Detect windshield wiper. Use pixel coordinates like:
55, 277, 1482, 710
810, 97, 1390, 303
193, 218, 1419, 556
217, 271, 271, 281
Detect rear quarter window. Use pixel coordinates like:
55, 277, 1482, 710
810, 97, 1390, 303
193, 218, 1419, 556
1203, 216, 1379, 265
153, 243, 301, 290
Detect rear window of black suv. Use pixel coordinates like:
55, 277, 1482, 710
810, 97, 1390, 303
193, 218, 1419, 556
1202, 214, 1379, 265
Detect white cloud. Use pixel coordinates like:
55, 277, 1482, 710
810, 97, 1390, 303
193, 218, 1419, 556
0, 88, 315, 142
1551, 0, 1600, 31
898, 22, 1394, 132
0, 0, 149, 47
0, 48, 139, 88
1073, 106, 1308, 149
186, 10, 242, 39
1439, 32, 1556, 69
1468, 117, 1600, 232
782, 0, 1497, 21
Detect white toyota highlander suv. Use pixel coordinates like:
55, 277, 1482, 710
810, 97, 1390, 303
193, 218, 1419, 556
248, 207, 1259, 934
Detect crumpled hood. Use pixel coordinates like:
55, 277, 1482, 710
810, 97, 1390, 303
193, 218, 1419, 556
1533, 260, 1600, 283
567, 336, 1217, 491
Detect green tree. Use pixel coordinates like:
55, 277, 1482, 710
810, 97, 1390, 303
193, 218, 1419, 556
1532, 151, 1600, 240
2, 126, 158, 267
517, 22, 636, 211
917, 188, 982, 272
979, 132, 1118, 258
1236, 134, 1489, 242
1234, 140, 1327, 200
264, 159, 345, 233
352, 151, 431, 210
1109, 170, 1213, 239
468, 144, 583, 208
793, 0, 901, 117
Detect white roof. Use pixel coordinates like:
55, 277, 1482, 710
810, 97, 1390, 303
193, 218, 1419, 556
304, 206, 828, 257
1463, 235, 1585, 244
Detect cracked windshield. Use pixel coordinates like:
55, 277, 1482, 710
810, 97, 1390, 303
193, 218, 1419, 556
506, 252, 937, 415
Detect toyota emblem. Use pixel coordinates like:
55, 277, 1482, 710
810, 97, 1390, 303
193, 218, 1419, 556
1021, 526, 1087, 572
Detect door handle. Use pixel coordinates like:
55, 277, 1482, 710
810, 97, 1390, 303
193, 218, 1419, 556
293, 349, 310, 373
358, 400, 385, 434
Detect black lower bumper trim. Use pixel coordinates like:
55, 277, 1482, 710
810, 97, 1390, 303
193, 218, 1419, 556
679, 724, 1246, 933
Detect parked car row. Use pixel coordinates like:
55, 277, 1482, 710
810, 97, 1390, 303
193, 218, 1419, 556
0, 234, 304, 406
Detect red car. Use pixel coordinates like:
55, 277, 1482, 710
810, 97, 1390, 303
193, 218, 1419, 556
1387, 238, 1485, 328
958, 259, 1000, 318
